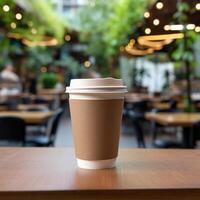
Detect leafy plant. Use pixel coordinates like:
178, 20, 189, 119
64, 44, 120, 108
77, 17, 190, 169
77, 0, 150, 76
171, 1, 198, 112
40, 72, 58, 89
0, 0, 66, 42
24, 46, 54, 70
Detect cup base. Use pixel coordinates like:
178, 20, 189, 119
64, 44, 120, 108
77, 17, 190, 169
77, 158, 116, 169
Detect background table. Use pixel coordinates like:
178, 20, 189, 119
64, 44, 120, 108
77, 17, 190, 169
0, 111, 53, 124
17, 104, 49, 111
0, 148, 199, 200
146, 112, 200, 148
146, 112, 200, 127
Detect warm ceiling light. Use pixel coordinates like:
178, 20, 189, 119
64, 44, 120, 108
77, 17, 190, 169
138, 37, 173, 50
41, 66, 47, 73
126, 46, 154, 56
125, 44, 132, 51
84, 61, 92, 68
139, 33, 184, 41
145, 28, 151, 34
31, 28, 37, 34
156, 2, 164, 9
22, 37, 58, 47
129, 39, 135, 45
10, 22, 16, 29
3, 5, 10, 12
169, 24, 184, 31
196, 3, 200, 10
15, 13, 22, 20
65, 34, 71, 41
186, 24, 195, 30
195, 26, 200, 32
144, 12, 150, 18
164, 25, 170, 31
153, 19, 160, 26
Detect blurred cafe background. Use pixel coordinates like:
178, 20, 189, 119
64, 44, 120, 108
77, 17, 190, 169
0, 0, 200, 148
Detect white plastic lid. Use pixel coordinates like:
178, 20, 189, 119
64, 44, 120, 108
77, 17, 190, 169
66, 78, 127, 94
69, 78, 125, 88
66, 78, 127, 98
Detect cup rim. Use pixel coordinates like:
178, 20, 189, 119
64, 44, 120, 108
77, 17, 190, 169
66, 85, 126, 89
66, 89, 127, 94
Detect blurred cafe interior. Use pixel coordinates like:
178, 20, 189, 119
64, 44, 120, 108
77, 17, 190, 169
1, 0, 200, 199
1, 0, 200, 149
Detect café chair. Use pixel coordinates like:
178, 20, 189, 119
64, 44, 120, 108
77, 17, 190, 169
0, 117, 26, 146
25, 107, 50, 134
123, 102, 147, 148
151, 100, 181, 148
25, 108, 63, 147
34, 97, 49, 104
21, 96, 31, 104
192, 121, 200, 147
26, 107, 49, 112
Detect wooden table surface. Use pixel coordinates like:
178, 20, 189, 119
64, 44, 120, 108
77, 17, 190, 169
125, 93, 162, 103
0, 148, 199, 200
0, 111, 53, 124
152, 102, 184, 110
17, 104, 48, 111
146, 112, 200, 127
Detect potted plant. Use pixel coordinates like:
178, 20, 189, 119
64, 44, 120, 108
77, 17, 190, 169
40, 72, 57, 89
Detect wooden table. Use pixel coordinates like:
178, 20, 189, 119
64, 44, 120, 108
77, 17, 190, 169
17, 104, 49, 111
146, 112, 200, 127
0, 111, 53, 124
146, 112, 200, 148
0, 94, 21, 103
0, 148, 199, 200
125, 93, 162, 103
152, 102, 184, 110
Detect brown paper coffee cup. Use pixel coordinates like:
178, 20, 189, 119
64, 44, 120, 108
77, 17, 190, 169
66, 78, 127, 169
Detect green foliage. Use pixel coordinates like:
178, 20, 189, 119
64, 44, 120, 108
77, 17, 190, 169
171, 2, 198, 67
24, 46, 54, 69
54, 55, 86, 77
22, 0, 66, 42
183, 95, 196, 113
77, 0, 149, 73
0, 0, 66, 42
171, 1, 198, 112
40, 72, 58, 89
0, 0, 15, 26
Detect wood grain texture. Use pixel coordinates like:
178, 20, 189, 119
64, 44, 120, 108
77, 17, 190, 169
0, 148, 199, 200
0, 148, 199, 191
146, 112, 200, 127
0, 111, 53, 124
